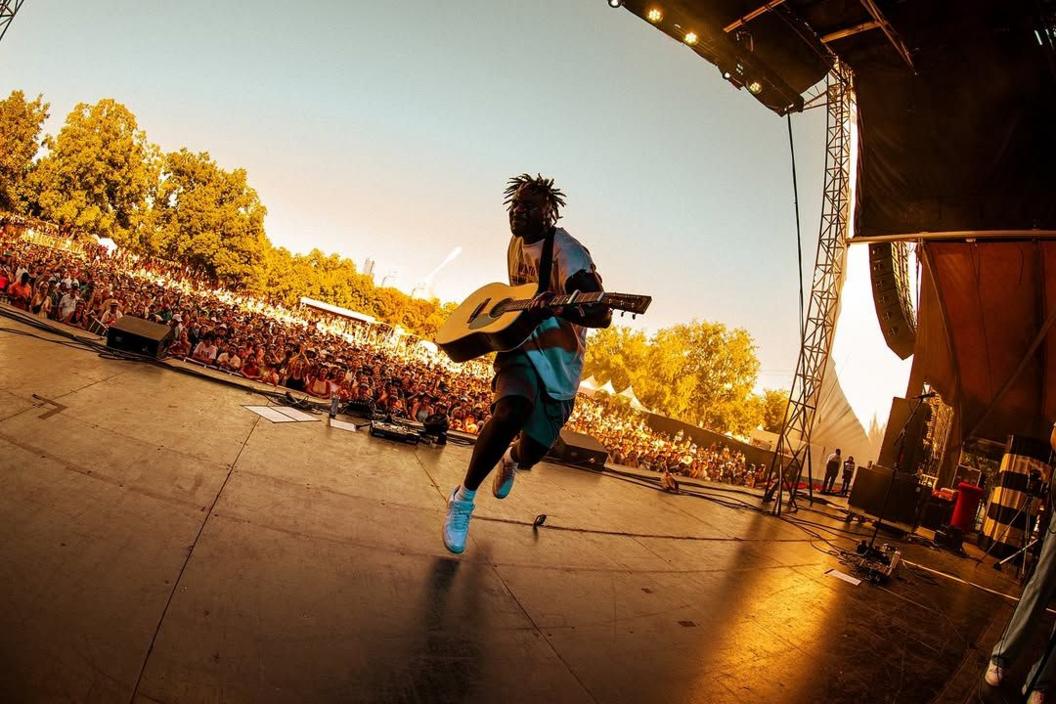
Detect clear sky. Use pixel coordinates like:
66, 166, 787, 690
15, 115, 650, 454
2, 0, 842, 394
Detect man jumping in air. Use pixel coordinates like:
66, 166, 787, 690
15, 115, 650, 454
442, 174, 612, 554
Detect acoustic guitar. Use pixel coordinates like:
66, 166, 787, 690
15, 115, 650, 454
435, 282, 652, 362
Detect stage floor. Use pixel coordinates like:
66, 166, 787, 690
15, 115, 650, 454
0, 313, 1044, 703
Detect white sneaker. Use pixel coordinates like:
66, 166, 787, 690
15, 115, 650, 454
492, 447, 517, 499
442, 486, 475, 554
985, 661, 1004, 686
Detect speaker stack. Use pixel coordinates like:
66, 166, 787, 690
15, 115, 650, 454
869, 243, 916, 360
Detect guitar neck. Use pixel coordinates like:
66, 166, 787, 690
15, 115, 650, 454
502, 291, 607, 312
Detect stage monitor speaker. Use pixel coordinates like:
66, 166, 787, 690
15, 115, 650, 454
849, 464, 928, 528
548, 429, 609, 467
106, 316, 173, 359
869, 243, 916, 360
878, 397, 931, 473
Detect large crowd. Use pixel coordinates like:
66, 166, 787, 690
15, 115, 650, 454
0, 230, 756, 486
566, 400, 763, 486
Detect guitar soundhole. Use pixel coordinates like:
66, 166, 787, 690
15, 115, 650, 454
490, 298, 513, 317
469, 298, 491, 323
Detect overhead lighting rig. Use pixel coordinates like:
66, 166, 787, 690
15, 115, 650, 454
615, 1, 824, 114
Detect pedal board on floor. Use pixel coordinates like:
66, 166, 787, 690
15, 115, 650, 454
368, 418, 420, 445
853, 543, 902, 583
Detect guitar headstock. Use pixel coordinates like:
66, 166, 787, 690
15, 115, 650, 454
603, 293, 652, 316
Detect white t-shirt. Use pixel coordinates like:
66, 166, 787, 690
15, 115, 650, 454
193, 342, 218, 362
58, 293, 78, 319
506, 227, 598, 401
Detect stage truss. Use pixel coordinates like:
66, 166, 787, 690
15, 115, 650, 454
0, 0, 25, 46
765, 63, 854, 515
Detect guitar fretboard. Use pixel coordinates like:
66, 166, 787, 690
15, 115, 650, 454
501, 291, 607, 312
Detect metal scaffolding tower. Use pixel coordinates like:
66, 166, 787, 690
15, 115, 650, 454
764, 64, 854, 515
0, 0, 25, 46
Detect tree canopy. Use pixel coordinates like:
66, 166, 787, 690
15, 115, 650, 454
585, 322, 789, 437
27, 99, 155, 245
760, 388, 790, 433
0, 91, 49, 213
4, 92, 452, 339
149, 149, 268, 288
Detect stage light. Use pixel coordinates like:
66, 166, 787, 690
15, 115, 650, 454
684, 31, 698, 45
722, 70, 732, 79
608, 0, 622, 7
747, 80, 763, 94
646, 8, 663, 23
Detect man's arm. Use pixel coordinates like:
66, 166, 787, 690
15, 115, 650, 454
559, 269, 612, 329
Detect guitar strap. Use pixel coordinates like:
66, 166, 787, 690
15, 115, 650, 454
537, 228, 556, 296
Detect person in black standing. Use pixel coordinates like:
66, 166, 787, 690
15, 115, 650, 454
840, 455, 856, 495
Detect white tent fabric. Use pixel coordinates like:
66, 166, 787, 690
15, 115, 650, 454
808, 355, 875, 476
597, 380, 616, 395
617, 386, 650, 413
866, 414, 887, 462
797, 210, 904, 479
578, 376, 599, 397
95, 236, 118, 253
826, 241, 913, 457
299, 296, 376, 324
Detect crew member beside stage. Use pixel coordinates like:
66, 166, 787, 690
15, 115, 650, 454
841, 455, 856, 495
823, 448, 842, 493
985, 421, 1056, 703
442, 174, 611, 554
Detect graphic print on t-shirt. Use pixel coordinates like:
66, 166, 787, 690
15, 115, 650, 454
513, 257, 538, 286
505, 227, 598, 401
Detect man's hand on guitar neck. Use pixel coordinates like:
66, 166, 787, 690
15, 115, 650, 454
561, 270, 613, 329
527, 291, 558, 322
528, 284, 611, 329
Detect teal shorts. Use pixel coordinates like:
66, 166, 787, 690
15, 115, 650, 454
493, 351, 575, 448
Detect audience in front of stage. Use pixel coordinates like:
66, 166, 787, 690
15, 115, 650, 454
566, 398, 759, 485
0, 236, 497, 429
1, 233, 760, 490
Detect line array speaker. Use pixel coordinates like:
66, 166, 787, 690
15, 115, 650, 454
869, 242, 916, 359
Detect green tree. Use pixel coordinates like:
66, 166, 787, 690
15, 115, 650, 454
257, 244, 447, 338
422, 300, 458, 338
649, 321, 761, 434
583, 325, 649, 391
584, 320, 764, 435
149, 149, 268, 288
760, 388, 790, 433
0, 91, 50, 213
28, 99, 154, 244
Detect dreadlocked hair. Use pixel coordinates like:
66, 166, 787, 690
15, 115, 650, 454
503, 173, 566, 224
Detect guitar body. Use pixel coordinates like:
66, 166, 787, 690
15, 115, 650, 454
436, 282, 651, 363
435, 282, 542, 362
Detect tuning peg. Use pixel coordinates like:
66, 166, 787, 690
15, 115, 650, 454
632, 314, 637, 320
